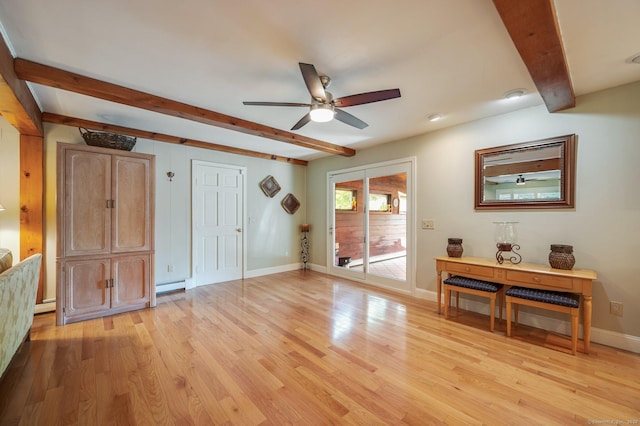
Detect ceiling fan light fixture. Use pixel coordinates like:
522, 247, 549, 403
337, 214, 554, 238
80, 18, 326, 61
309, 104, 335, 122
427, 113, 442, 122
504, 88, 526, 100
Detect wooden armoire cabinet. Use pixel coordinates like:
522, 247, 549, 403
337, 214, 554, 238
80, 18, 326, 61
56, 142, 155, 325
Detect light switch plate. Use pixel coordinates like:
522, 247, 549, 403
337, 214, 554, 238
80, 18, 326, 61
422, 220, 435, 230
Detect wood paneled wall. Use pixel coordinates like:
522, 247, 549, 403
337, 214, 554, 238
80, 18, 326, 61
335, 174, 406, 262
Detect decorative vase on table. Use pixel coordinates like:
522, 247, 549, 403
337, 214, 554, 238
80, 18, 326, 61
549, 244, 575, 270
446, 238, 463, 258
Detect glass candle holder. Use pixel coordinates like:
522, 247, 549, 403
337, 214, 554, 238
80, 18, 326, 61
493, 221, 521, 264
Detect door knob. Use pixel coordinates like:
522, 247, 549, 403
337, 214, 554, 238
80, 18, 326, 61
236, 228, 242, 233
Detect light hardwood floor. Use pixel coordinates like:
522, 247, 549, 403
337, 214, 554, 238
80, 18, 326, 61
1, 270, 639, 425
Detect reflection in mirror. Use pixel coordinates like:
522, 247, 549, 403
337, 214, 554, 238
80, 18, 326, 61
475, 134, 575, 209
483, 144, 562, 202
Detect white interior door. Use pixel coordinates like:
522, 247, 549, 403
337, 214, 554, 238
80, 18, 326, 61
192, 160, 245, 286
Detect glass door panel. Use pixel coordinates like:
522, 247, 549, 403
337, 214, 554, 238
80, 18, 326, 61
330, 171, 365, 281
367, 172, 407, 282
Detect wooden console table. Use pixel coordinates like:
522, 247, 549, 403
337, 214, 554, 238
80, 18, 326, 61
435, 256, 597, 353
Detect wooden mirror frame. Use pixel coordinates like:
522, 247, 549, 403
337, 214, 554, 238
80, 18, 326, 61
474, 134, 576, 210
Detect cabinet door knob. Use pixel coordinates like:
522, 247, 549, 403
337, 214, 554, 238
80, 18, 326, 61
236, 228, 242, 233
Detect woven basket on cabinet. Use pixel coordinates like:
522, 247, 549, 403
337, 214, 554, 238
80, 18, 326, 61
79, 127, 136, 151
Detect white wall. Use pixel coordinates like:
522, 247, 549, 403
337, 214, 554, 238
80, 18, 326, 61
307, 81, 640, 339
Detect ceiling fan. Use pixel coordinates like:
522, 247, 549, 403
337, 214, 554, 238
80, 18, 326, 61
485, 173, 552, 185
243, 62, 401, 130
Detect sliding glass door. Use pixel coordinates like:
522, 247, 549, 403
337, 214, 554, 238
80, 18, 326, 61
328, 160, 413, 294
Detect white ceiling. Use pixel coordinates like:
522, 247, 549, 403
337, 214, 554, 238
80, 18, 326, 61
1, 0, 639, 161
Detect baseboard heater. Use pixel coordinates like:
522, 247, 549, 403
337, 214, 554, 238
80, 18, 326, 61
156, 280, 187, 294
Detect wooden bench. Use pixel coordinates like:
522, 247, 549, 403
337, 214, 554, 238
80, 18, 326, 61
505, 286, 580, 355
443, 276, 503, 331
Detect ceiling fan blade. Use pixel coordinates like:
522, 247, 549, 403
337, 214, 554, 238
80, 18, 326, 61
291, 113, 312, 130
243, 101, 310, 107
334, 89, 401, 107
299, 63, 326, 101
334, 108, 368, 129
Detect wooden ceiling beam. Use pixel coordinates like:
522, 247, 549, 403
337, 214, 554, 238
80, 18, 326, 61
16, 59, 355, 157
483, 158, 561, 177
0, 36, 42, 136
43, 113, 308, 166
493, 0, 575, 112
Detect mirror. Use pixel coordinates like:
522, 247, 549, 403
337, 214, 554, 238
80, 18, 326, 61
475, 134, 576, 210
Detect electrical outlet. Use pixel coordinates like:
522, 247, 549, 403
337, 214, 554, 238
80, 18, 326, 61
167, 264, 174, 272
422, 220, 435, 230
610, 301, 623, 316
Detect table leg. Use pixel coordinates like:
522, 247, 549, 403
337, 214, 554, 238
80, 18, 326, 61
506, 298, 512, 336
437, 271, 442, 314
583, 295, 592, 354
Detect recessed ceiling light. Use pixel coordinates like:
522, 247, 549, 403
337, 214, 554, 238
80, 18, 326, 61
626, 53, 640, 64
504, 89, 526, 100
427, 113, 442, 122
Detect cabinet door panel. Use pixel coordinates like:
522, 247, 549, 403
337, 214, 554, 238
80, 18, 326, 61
112, 156, 152, 252
64, 150, 111, 256
112, 255, 150, 309
65, 258, 110, 319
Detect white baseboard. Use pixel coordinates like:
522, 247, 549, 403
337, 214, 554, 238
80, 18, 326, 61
307, 263, 327, 273
243, 262, 327, 278
185, 277, 194, 290
590, 328, 640, 353
415, 289, 640, 354
245, 263, 302, 278
34, 301, 55, 314
184, 264, 303, 289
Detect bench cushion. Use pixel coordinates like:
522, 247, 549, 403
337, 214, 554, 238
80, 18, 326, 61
443, 276, 503, 293
505, 286, 579, 308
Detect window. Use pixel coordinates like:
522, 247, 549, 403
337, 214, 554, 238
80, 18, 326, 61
369, 193, 391, 212
398, 191, 407, 214
336, 189, 357, 211
496, 186, 561, 201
